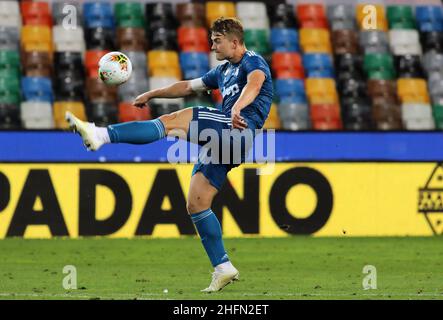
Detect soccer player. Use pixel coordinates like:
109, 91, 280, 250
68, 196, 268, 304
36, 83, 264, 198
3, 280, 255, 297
66, 17, 273, 292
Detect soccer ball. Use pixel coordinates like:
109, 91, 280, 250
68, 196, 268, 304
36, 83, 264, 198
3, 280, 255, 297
98, 51, 132, 85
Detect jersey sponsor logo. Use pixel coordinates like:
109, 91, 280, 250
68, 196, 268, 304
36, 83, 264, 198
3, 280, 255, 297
221, 83, 240, 98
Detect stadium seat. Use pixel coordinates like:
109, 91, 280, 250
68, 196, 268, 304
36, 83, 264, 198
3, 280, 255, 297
53, 101, 87, 128
335, 53, 364, 76
85, 50, 110, 78
270, 28, 299, 52
20, 101, 54, 129
0, 26, 20, 51
327, 4, 356, 30
359, 30, 389, 54
299, 28, 332, 54
310, 104, 342, 130
332, 30, 359, 54
0, 1, 20, 17
429, 79, 443, 105
86, 101, 118, 126
394, 55, 425, 79
0, 70, 20, 95
432, 104, 443, 128
415, 5, 443, 32
149, 27, 177, 51
341, 96, 372, 119
244, 29, 270, 55
83, 2, 114, 29
53, 25, 85, 52
401, 102, 435, 130
367, 79, 397, 99
180, 52, 209, 80
388, 30, 422, 56
387, 5, 416, 29
356, 3, 387, 31
0, 50, 20, 70
397, 78, 430, 103
420, 31, 443, 54
303, 54, 334, 78
21, 25, 52, 51
263, 103, 281, 129
206, 2, 236, 27
125, 51, 148, 75
177, 27, 210, 52
267, 3, 297, 28
338, 77, 368, 99
296, 4, 327, 29
84, 27, 115, 50
176, 3, 206, 27
22, 51, 51, 77
117, 72, 149, 102
116, 27, 146, 51
86, 77, 117, 103
21, 77, 53, 103
275, 79, 306, 104
54, 52, 83, 72
54, 69, 84, 101
114, 2, 145, 28
277, 102, 311, 130
305, 78, 338, 104
146, 3, 175, 22
363, 53, 396, 80
271, 52, 304, 79
0, 1, 21, 28
0, 103, 21, 129
20, 1, 52, 27
148, 50, 180, 70
119, 101, 151, 122
372, 96, 402, 130
236, 2, 269, 29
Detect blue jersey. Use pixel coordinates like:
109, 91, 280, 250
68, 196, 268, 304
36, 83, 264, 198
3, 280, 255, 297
201, 50, 273, 129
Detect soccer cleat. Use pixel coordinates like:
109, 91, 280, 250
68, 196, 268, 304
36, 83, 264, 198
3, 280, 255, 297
65, 111, 104, 151
201, 268, 239, 293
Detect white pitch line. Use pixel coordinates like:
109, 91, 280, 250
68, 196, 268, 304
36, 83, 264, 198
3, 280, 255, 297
0, 292, 442, 299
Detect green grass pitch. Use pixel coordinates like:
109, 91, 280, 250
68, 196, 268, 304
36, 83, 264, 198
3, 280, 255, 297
0, 237, 442, 300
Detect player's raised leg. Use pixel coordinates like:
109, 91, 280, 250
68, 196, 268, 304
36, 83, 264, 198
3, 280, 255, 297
187, 172, 239, 293
65, 107, 194, 151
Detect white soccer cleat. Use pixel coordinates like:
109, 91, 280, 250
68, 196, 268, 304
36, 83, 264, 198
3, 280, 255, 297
65, 111, 104, 151
201, 268, 239, 293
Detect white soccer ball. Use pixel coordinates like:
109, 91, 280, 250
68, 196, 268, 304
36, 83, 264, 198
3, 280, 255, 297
98, 51, 132, 85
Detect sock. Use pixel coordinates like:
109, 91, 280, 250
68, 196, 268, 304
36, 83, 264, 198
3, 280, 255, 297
107, 119, 166, 144
215, 261, 235, 273
95, 127, 111, 144
191, 208, 230, 267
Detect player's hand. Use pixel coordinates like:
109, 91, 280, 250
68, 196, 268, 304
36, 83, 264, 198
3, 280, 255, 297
231, 107, 248, 129
133, 92, 152, 108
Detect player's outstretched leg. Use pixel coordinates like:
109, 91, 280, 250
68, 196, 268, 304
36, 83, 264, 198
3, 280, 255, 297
65, 108, 193, 151
188, 172, 239, 293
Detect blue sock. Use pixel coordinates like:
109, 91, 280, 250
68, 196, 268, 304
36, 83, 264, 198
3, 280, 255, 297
191, 208, 229, 267
107, 119, 165, 144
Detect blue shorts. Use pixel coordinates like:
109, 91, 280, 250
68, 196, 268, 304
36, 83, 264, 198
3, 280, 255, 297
188, 106, 255, 191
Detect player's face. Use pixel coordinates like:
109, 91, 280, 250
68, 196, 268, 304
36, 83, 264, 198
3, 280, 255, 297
211, 33, 236, 61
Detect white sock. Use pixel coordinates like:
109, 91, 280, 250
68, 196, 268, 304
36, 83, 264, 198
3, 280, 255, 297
215, 261, 235, 273
95, 127, 111, 144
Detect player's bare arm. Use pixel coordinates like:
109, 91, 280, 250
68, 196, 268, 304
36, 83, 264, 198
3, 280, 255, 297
231, 70, 266, 129
133, 80, 195, 108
